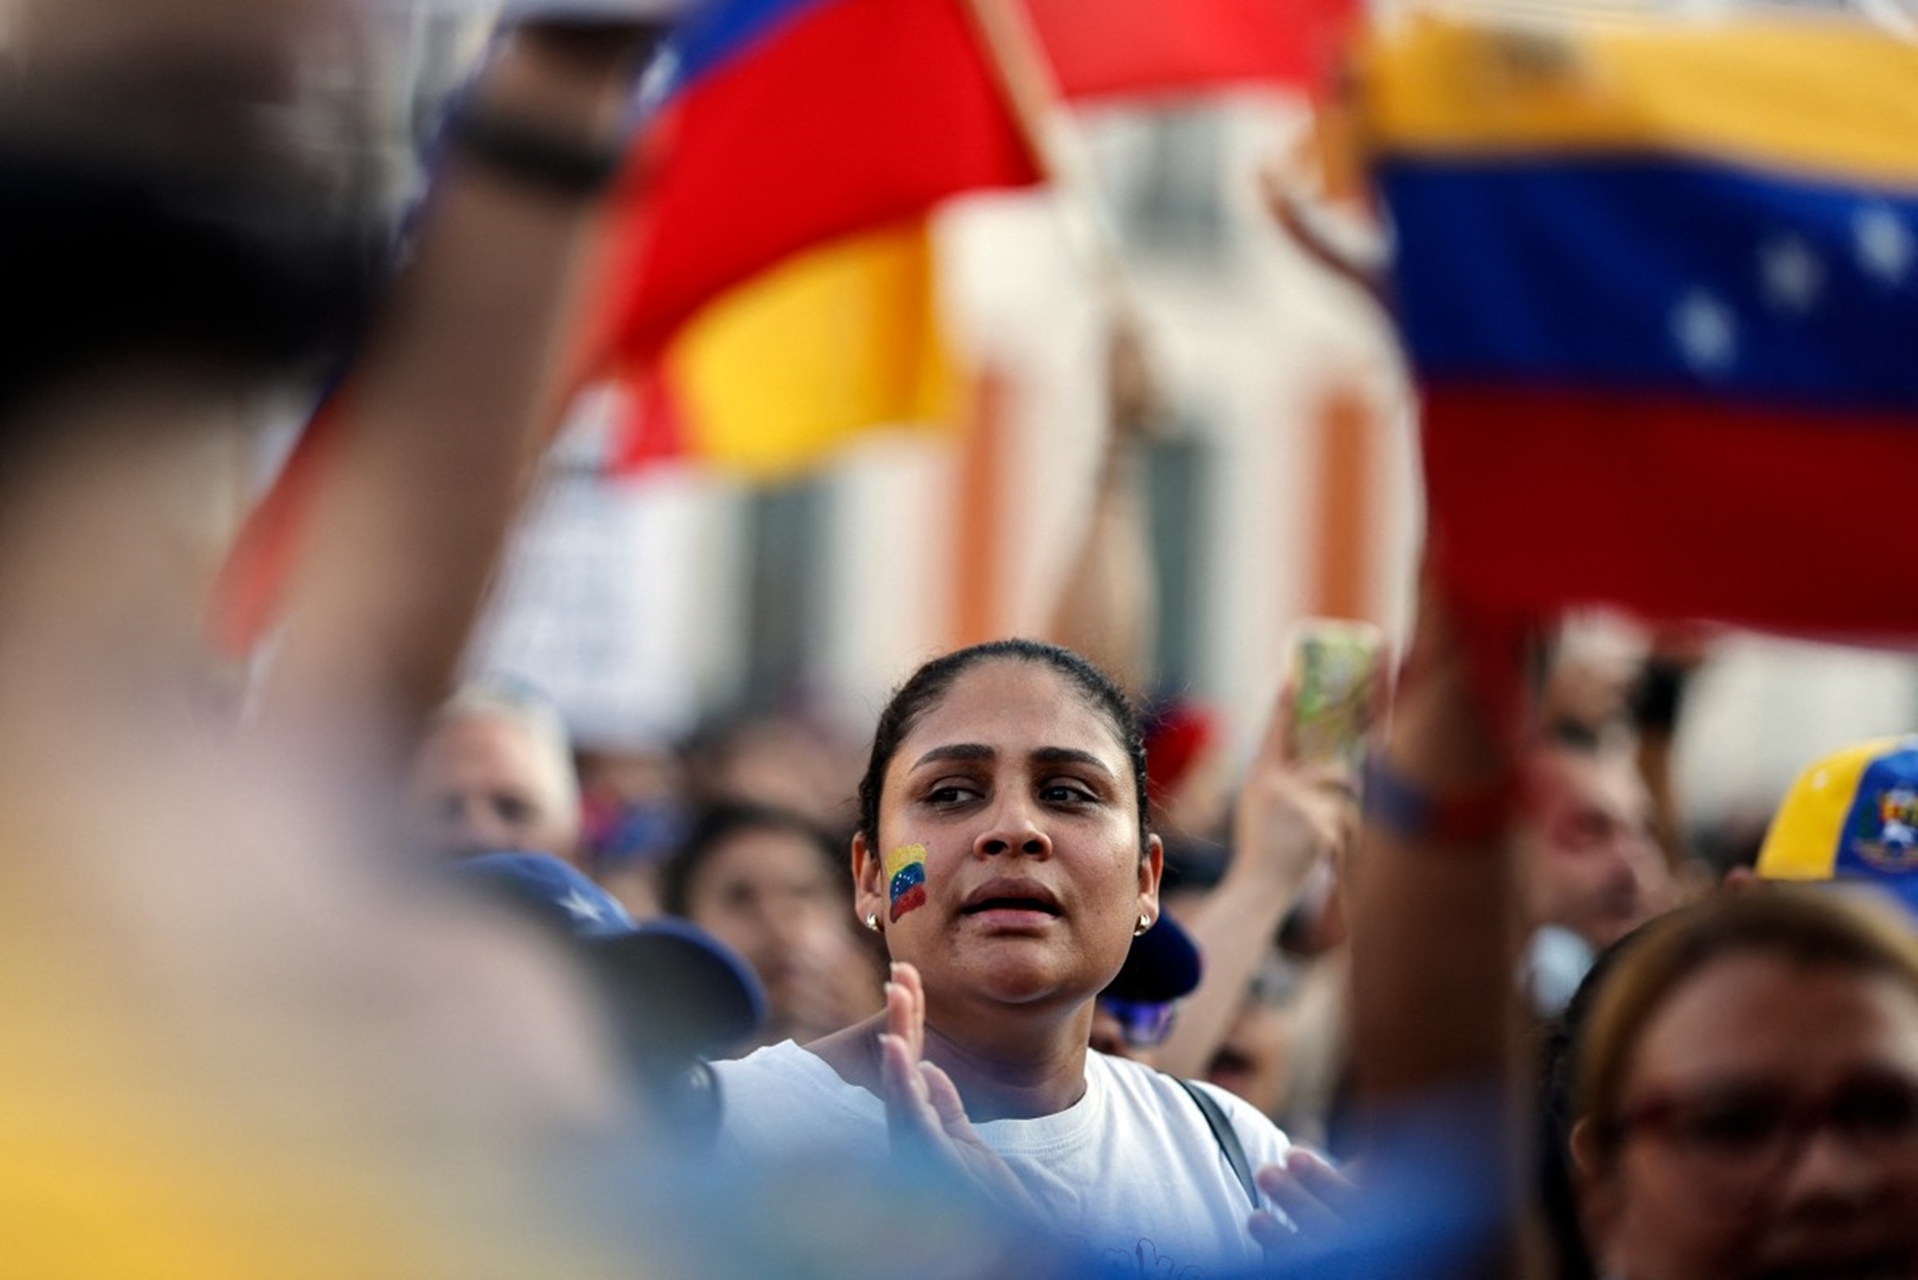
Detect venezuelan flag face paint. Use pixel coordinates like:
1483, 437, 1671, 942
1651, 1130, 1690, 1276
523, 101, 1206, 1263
885, 843, 928, 924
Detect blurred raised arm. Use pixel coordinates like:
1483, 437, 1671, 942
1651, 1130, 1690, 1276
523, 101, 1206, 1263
258, 16, 661, 743
1045, 315, 1160, 696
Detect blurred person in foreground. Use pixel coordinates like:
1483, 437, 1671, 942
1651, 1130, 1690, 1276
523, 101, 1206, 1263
0, 2, 681, 1275
405, 681, 585, 865
660, 801, 884, 1052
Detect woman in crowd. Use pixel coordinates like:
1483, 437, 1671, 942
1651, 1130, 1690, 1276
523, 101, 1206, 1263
709, 638, 1321, 1271
1566, 888, 1918, 1280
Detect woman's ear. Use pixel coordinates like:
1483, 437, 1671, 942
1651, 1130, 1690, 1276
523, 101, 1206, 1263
852, 830, 886, 931
1138, 833, 1164, 916
1567, 1117, 1623, 1276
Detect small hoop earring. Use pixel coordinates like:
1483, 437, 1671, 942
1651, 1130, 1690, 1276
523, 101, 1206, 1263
865, 912, 881, 933
1134, 913, 1152, 937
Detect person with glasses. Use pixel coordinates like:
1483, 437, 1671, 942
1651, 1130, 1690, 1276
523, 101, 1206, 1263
1567, 888, 1918, 1280
1299, 576, 1918, 1280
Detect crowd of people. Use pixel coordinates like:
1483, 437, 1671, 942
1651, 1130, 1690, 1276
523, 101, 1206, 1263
11, 1, 1918, 1278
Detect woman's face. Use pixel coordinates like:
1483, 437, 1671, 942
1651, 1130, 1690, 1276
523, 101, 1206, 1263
685, 828, 855, 1022
855, 659, 1160, 1017
1580, 952, 1918, 1280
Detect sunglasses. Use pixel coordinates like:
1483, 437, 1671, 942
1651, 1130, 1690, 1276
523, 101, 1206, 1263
1098, 997, 1179, 1048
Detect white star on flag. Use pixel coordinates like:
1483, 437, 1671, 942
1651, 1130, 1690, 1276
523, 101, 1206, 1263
1854, 203, 1914, 285
1758, 235, 1823, 313
559, 887, 608, 925
639, 46, 682, 113
1671, 288, 1737, 374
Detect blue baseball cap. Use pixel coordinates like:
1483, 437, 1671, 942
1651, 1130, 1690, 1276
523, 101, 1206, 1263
1103, 912, 1203, 1004
452, 852, 766, 1063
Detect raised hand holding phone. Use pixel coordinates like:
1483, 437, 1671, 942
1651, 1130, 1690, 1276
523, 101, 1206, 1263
1150, 641, 1375, 1079
1284, 618, 1385, 775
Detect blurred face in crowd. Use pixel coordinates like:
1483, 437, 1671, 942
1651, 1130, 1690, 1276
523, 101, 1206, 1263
705, 721, 858, 830
406, 712, 581, 864
1205, 996, 1291, 1118
1577, 952, 1918, 1280
856, 657, 1161, 1021
680, 824, 863, 1037
1522, 745, 1668, 950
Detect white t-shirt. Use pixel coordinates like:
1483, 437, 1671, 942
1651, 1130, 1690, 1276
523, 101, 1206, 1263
711, 1040, 1290, 1277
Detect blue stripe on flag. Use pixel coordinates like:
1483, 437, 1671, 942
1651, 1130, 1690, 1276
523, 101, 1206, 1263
661, 0, 839, 97
1383, 156, 1918, 411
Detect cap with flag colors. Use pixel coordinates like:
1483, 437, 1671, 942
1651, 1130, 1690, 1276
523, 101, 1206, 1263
1364, 14, 1918, 639
1758, 736, 1918, 914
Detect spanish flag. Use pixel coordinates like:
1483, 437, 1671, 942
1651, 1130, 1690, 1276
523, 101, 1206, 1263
1366, 14, 1918, 638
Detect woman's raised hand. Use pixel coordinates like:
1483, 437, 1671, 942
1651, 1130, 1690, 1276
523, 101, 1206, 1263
877, 963, 1040, 1216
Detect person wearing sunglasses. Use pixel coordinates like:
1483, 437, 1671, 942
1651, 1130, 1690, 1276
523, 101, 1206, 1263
1089, 910, 1202, 1061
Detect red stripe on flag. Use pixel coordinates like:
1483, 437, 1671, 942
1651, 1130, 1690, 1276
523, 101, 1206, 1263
1024, 0, 1352, 102
1423, 386, 1918, 637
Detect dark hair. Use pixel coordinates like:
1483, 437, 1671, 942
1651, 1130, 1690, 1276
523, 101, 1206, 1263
661, 801, 848, 917
1574, 887, 1918, 1172
0, 140, 380, 428
855, 639, 1150, 857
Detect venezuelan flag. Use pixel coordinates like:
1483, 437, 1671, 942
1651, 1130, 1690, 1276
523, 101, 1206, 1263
1365, 15, 1918, 638
589, 0, 1037, 477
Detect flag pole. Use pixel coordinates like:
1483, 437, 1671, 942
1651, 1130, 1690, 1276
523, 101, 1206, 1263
956, 0, 1137, 315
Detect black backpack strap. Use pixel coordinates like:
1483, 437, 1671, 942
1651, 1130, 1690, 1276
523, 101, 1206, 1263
1172, 1076, 1260, 1208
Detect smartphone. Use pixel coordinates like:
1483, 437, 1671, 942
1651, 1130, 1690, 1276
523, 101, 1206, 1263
1284, 618, 1385, 769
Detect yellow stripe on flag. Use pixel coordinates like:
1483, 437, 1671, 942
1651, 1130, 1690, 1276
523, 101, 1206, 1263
1362, 14, 1918, 188
662, 221, 957, 480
